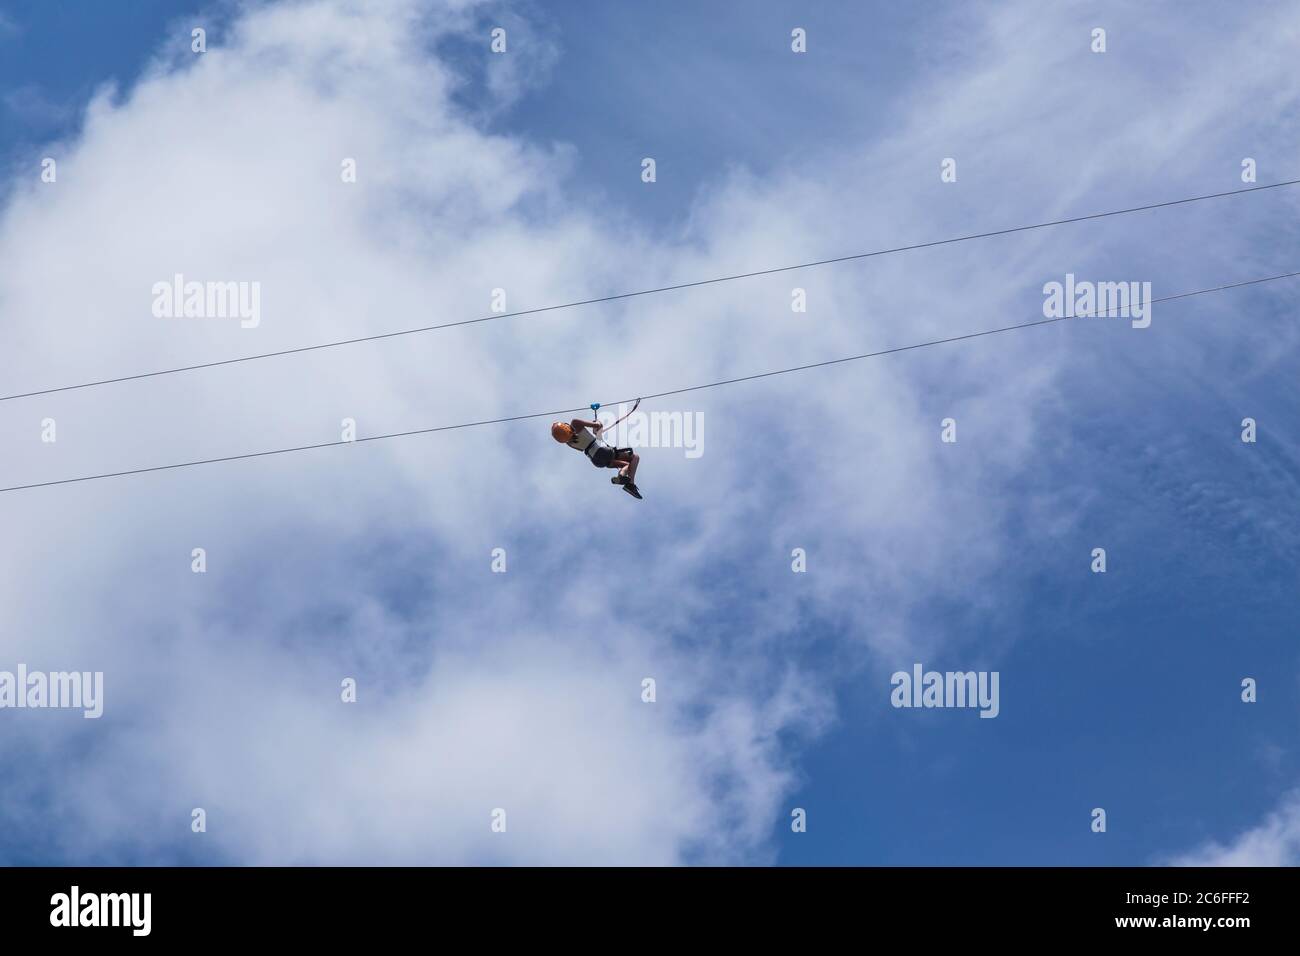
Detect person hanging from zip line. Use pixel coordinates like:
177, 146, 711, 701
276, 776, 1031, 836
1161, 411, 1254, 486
551, 400, 642, 499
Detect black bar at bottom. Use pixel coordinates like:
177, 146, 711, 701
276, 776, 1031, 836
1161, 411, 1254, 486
0, 866, 1285, 941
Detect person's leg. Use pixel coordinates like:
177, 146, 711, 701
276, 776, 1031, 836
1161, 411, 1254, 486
610, 452, 638, 482
620, 454, 643, 497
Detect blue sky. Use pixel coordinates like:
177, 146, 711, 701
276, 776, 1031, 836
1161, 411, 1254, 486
1, 0, 1298, 866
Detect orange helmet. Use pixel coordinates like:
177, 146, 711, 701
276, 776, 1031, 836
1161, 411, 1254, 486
551, 421, 574, 443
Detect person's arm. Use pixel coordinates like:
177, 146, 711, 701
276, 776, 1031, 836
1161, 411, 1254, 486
570, 419, 603, 434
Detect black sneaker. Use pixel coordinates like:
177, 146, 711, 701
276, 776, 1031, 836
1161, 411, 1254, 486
623, 482, 643, 500
611, 475, 629, 486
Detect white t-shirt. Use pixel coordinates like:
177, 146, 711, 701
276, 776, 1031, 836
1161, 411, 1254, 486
568, 428, 605, 458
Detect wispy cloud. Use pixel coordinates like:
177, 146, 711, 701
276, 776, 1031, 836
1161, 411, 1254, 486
1169, 791, 1300, 866
3, 84, 75, 130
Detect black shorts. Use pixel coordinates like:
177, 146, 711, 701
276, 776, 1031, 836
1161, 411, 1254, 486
590, 446, 632, 468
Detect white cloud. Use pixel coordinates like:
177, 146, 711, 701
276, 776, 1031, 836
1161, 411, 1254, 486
0, 0, 838, 865
1169, 791, 1300, 866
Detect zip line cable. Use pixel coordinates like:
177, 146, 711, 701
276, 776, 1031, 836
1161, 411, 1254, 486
2, 268, 1296, 495
2, 178, 1298, 405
